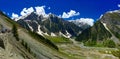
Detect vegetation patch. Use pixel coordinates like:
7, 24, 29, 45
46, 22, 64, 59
12, 25, 19, 41
84, 40, 97, 46
112, 49, 120, 59
45, 35, 72, 43
84, 39, 116, 48
21, 40, 36, 57
28, 31, 59, 50
103, 40, 116, 48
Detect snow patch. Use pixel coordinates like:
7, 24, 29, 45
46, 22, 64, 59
37, 25, 43, 35
51, 32, 56, 36
102, 22, 109, 31
59, 32, 66, 37
107, 10, 120, 13
19, 13, 32, 19
68, 18, 94, 26
44, 32, 49, 36
66, 31, 71, 38
59, 31, 70, 38
33, 20, 39, 24
27, 23, 33, 31
101, 22, 120, 44
14, 12, 33, 21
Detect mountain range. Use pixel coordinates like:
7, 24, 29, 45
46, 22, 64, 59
0, 9, 120, 59
16, 12, 83, 38
15, 10, 120, 47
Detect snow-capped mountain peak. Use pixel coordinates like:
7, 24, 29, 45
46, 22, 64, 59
17, 13, 82, 38
68, 18, 94, 30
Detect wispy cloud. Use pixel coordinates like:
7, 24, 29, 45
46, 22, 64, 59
118, 4, 120, 7
48, 7, 51, 9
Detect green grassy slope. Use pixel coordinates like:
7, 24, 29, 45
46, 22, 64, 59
75, 21, 112, 46
45, 35, 72, 43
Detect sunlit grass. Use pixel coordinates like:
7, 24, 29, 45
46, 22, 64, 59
45, 35, 72, 43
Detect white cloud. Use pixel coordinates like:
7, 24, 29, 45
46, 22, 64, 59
60, 10, 80, 18
12, 13, 19, 19
35, 6, 46, 15
7, 13, 10, 15
70, 18, 94, 26
20, 7, 34, 16
58, 15, 61, 18
11, 6, 81, 22
48, 7, 51, 9
11, 6, 50, 21
118, 4, 120, 7
2, 12, 9, 15
11, 13, 20, 21
3, 12, 6, 14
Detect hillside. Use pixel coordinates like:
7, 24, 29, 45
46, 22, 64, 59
76, 10, 120, 47
0, 11, 73, 59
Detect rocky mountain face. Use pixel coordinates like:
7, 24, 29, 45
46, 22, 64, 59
0, 11, 70, 59
17, 12, 82, 38
76, 10, 120, 47
100, 11, 120, 40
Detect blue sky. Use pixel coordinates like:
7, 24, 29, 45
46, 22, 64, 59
0, 0, 120, 21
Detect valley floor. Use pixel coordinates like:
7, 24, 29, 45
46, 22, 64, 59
57, 39, 119, 59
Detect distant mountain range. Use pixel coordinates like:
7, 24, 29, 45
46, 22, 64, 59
16, 12, 83, 38
13, 9, 120, 47
68, 19, 92, 30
